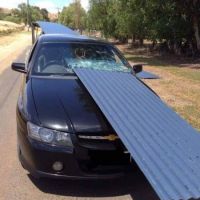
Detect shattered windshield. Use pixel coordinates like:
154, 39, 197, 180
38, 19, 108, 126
31, 42, 131, 76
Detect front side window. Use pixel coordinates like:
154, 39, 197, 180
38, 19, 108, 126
31, 42, 131, 76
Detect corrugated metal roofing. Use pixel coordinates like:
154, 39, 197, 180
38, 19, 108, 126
137, 71, 159, 79
74, 68, 200, 200
35, 21, 79, 35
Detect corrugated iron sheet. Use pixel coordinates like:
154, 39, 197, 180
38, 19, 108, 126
137, 71, 159, 79
74, 68, 200, 200
35, 21, 79, 35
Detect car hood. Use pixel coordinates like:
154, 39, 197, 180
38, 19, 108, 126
31, 76, 111, 134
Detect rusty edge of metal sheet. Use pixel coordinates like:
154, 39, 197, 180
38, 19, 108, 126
74, 68, 200, 200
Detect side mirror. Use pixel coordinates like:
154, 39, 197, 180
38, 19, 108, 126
11, 62, 26, 73
133, 64, 143, 74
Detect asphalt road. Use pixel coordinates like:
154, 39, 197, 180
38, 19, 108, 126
0, 47, 160, 200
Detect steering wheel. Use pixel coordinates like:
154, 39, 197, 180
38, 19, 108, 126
43, 60, 63, 70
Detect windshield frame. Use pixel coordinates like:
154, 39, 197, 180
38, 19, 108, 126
29, 41, 132, 77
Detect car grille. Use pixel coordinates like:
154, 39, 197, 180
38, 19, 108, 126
75, 133, 133, 174
77, 133, 124, 151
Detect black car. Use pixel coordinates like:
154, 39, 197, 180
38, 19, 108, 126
12, 33, 142, 179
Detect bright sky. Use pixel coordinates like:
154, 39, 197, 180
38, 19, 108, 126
0, 0, 89, 13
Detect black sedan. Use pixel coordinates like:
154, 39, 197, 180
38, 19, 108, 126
12, 34, 142, 179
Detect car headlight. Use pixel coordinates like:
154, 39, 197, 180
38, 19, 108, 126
27, 122, 73, 148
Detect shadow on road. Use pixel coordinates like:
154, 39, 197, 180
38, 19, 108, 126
28, 169, 160, 200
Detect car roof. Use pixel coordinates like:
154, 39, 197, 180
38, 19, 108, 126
37, 34, 110, 45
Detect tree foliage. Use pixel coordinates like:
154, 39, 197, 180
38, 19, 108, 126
59, 0, 87, 31
18, 3, 50, 25
0, 4, 49, 25
87, 0, 200, 55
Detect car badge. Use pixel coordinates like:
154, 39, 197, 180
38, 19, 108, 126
104, 134, 119, 141
78, 134, 119, 141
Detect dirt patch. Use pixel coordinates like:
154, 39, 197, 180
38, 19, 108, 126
0, 31, 31, 74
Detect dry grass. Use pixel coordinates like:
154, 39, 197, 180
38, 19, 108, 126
143, 66, 200, 131
0, 20, 24, 35
118, 45, 200, 131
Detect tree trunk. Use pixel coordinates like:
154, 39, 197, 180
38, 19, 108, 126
139, 38, 144, 46
193, 15, 200, 51
132, 34, 136, 45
